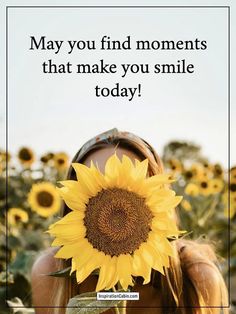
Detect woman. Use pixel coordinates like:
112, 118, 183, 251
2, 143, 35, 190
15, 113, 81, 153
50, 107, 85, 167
31, 128, 228, 314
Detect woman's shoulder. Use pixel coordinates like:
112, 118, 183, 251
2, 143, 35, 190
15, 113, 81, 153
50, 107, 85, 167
31, 248, 61, 313
31, 247, 59, 276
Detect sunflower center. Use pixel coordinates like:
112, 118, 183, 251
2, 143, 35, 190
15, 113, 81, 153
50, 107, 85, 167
19, 148, 32, 161
57, 158, 65, 165
201, 182, 208, 189
230, 183, 236, 192
185, 171, 193, 179
14, 215, 21, 222
84, 188, 153, 256
37, 191, 54, 207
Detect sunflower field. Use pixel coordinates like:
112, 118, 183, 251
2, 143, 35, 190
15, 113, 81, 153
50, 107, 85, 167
0, 141, 235, 313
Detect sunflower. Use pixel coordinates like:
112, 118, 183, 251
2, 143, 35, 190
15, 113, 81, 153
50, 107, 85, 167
0, 151, 11, 163
184, 183, 199, 197
40, 152, 55, 164
53, 152, 69, 171
28, 182, 61, 217
183, 169, 194, 181
198, 180, 212, 196
223, 192, 236, 219
8, 208, 28, 225
230, 167, 236, 182
181, 199, 191, 211
18, 147, 35, 166
197, 168, 212, 181
213, 164, 224, 178
48, 154, 183, 291
167, 159, 183, 174
202, 161, 212, 171
209, 179, 224, 194
230, 182, 236, 194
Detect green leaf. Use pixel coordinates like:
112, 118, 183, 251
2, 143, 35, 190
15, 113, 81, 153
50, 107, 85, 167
47, 266, 71, 277
66, 291, 122, 314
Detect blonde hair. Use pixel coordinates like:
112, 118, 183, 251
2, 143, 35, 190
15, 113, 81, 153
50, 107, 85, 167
52, 129, 229, 314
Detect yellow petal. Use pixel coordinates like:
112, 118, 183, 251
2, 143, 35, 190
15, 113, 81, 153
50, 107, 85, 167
132, 159, 148, 181
96, 255, 111, 291
144, 242, 166, 274
58, 191, 85, 211
75, 250, 103, 283
146, 190, 176, 208
117, 156, 135, 188
148, 233, 174, 257
90, 161, 107, 189
59, 180, 88, 202
72, 163, 101, 197
145, 175, 175, 191
51, 211, 85, 226
117, 254, 133, 290
51, 238, 65, 246
137, 243, 155, 267
149, 196, 182, 213
48, 223, 86, 240
71, 258, 76, 274
104, 256, 119, 289
55, 240, 87, 259
132, 251, 151, 284
104, 154, 121, 186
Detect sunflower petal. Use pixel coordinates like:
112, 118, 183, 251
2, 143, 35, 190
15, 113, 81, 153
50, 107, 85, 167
133, 159, 148, 181
72, 163, 101, 197
105, 257, 119, 289
96, 255, 111, 291
55, 241, 87, 259
132, 251, 151, 284
104, 154, 121, 186
117, 254, 133, 290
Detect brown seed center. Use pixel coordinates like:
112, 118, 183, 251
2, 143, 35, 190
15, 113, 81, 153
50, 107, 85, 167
57, 158, 65, 165
84, 188, 153, 256
230, 183, 236, 192
14, 215, 21, 222
201, 182, 208, 189
37, 191, 54, 207
19, 148, 32, 161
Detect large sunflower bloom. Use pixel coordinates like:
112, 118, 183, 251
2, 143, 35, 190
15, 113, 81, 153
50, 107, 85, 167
28, 182, 61, 217
48, 154, 182, 291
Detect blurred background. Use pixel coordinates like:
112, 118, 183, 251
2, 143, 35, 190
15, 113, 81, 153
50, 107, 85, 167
0, 1, 235, 313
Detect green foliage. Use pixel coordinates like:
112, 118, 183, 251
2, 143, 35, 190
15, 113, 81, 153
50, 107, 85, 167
66, 291, 122, 314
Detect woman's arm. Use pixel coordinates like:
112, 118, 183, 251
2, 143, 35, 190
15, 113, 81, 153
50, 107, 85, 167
31, 248, 99, 314
31, 248, 63, 314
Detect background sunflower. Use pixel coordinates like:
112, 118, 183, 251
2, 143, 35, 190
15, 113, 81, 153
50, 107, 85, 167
7, 208, 29, 226
17, 147, 35, 167
28, 182, 61, 218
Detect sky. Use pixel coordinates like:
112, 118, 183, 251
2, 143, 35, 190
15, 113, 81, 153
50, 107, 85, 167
0, 0, 235, 167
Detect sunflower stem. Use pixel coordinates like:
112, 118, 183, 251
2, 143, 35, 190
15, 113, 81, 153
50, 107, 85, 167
121, 300, 127, 314
112, 286, 120, 314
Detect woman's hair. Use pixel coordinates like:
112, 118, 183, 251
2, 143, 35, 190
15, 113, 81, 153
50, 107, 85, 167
52, 128, 229, 314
